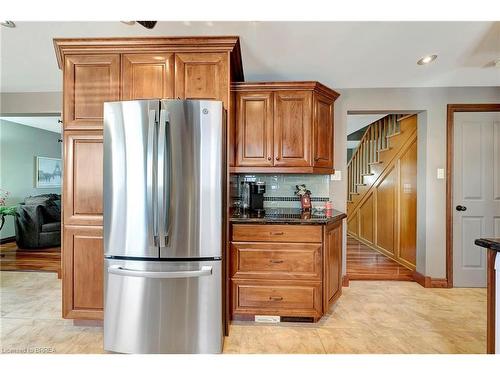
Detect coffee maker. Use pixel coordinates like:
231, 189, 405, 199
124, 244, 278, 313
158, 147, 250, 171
241, 181, 266, 212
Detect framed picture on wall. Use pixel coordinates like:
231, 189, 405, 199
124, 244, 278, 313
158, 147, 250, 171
36, 156, 62, 188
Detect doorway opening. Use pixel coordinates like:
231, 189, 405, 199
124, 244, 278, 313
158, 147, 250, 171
345, 112, 419, 281
0, 114, 62, 276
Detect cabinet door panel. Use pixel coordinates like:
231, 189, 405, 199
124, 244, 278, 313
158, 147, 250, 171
63, 55, 120, 130
313, 95, 333, 168
235, 91, 273, 166
122, 53, 174, 100
63, 225, 103, 319
174, 53, 228, 108
273, 91, 312, 166
323, 221, 342, 310
64, 131, 103, 226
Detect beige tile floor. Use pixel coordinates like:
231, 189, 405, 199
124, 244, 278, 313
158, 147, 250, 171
0, 271, 487, 354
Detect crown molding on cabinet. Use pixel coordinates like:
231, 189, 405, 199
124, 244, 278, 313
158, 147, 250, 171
53, 36, 244, 81
231, 81, 340, 101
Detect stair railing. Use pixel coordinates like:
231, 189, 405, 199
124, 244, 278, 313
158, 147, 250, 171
347, 114, 403, 202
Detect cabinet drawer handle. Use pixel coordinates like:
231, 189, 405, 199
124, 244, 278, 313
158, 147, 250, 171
267, 156, 272, 161
269, 296, 283, 301
275, 156, 280, 160
269, 259, 284, 264
314, 157, 320, 161
270, 232, 284, 235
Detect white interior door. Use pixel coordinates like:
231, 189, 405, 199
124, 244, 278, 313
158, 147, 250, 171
453, 112, 500, 287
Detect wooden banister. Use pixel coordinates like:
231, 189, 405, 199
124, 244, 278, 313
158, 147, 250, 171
347, 114, 405, 200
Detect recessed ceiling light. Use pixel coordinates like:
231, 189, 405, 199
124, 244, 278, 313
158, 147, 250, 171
1, 21, 16, 28
417, 54, 438, 65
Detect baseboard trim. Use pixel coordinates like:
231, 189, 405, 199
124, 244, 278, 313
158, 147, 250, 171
0, 236, 16, 244
342, 275, 349, 287
413, 271, 449, 288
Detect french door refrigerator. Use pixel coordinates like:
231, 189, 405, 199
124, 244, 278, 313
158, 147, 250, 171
103, 99, 223, 354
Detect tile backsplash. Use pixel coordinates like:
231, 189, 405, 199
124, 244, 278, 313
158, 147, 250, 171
231, 174, 330, 209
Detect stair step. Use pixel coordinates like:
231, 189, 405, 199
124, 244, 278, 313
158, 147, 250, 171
362, 173, 374, 176
349, 191, 360, 195
355, 183, 366, 186
386, 131, 402, 139
378, 147, 392, 152
368, 161, 383, 165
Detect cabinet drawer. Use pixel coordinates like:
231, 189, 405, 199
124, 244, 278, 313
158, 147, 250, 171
232, 279, 322, 318
231, 242, 321, 280
232, 224, 322, 243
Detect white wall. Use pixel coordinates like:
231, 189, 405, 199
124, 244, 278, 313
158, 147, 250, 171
0, 120, 62, 239
330, 86, 500, 278
0, 92, 62, 114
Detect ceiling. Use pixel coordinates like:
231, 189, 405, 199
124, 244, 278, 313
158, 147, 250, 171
1, 21, 499, 92
0, 116, 61, 133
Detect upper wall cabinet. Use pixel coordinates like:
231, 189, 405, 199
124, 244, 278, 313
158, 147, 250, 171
174, 52, 229, 108
273, 90, 312, 167
63, 55, 120, 130
235, 91, 274, 167
55, 37, 244, 131
122, 53, 174, 100
231, 82, 339, 174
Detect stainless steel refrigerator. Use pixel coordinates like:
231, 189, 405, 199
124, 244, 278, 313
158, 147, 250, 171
103, 99, 223, 354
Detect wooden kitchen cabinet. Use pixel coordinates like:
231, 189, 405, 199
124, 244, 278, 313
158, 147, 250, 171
62, 225, 104, 320
273, 90, 312, 167
63, 54, 120, 130
122, 53, 174, 100
231, 82, 339, 174
174, 52, 229, 108
235, 91, 274, 167
54, 37, 244, 321
63, 130, 103, 226
323, 220, 342, 307
230, 219, 345, 322
313, 95, 334, 168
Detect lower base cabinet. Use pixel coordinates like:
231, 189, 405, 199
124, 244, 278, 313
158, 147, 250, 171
232, 279, 322, 320
230, 220, 343, 322
62, 225, 104, 320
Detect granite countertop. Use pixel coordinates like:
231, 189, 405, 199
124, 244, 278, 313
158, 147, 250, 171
229, 207, 347, 225
475, 238, 500, 252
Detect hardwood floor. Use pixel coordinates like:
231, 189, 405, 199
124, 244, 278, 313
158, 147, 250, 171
0, 241, 61, 276
347, 235, 414, 281
0, 271, 486, 353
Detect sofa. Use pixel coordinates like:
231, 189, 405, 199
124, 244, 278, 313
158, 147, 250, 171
14, 194, 61, 249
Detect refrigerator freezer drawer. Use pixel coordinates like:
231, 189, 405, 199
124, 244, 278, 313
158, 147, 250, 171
104, 258, 222, 354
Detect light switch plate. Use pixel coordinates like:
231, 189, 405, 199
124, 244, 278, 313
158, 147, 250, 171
330, 171, 342, 181
437, 168, 445, 179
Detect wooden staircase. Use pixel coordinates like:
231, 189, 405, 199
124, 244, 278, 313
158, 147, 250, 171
347, 114, 418, 271
347, 114, 415, 214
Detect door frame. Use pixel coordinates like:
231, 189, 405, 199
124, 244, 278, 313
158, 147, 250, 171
445, 103, 500, 288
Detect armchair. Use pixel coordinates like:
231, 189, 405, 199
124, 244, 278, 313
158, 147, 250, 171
14, 194, 61, 249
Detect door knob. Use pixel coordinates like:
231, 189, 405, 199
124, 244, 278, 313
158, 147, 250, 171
267, 157, 271, 161
456, 205, 467, 211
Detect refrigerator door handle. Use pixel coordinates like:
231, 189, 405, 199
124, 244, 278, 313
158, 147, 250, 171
158, 109, 170, 248
147, 109, 158, 247
108, 265, 213, 279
